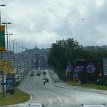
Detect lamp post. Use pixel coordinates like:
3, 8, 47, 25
0, 4, 6, 97
15, 41, 20, 84
0, 4, 6, 26
2, 22, 12, 51
6, 33, 13, 52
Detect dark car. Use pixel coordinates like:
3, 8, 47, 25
30, 73, 34, 76
30, 71, 34, 76
37, 71, 41, 76
43, 71, 46, 75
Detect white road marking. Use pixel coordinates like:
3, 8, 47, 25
38, 90, 62, 104
49, 98, 52, 105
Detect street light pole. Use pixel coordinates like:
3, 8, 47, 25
0, 4, 6, 97
6, 33, 13, 53
0, 4, 6, 26
2, 22, 12, 51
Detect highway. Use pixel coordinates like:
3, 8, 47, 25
18, 69, 107, 107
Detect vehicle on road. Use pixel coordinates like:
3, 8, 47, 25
43, 71, 46, 75
30, 73, 34, 76
36, 71, 41, 76
43, 78, 49, 83
43, 79, 46, 85
30, 71, 34, 76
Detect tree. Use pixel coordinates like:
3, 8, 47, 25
48, 38, 89, 80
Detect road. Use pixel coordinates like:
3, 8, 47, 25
18, 69, 107, 107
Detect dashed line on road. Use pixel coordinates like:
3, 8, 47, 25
38, 89, 62, 104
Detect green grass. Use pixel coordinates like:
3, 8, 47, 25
66, 81, 107, 90
0, 88, 30, 106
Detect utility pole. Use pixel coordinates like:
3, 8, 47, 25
0, 4, 6, 97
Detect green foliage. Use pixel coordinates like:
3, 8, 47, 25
48, 38, 90, 79
66, 81, 107, 90
48, 38, 107, 80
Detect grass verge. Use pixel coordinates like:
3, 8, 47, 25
66, 81, 107, 90
0, 88, 30, 106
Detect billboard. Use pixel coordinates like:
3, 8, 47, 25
6, 77, 14, 94
87, 63, 96, 73
3, 60, 10, 75
0, 58, 3, 71
9, 67, 14, 74
73, 60, 98, 81
103, 58, 107, 75
0, 25, 6, 51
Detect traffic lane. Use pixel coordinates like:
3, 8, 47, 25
19, 69, 107, 107
46, 70, 107, 105
19, 70, 76, 107
19, 70, 83, 107
29, 81, 76, 106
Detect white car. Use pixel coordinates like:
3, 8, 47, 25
81, 104, 106, 107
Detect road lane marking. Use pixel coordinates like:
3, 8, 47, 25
38, 90, 62, 104
49, 98, 52, 105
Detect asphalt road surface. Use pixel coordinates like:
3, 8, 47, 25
17, 69, 107, 107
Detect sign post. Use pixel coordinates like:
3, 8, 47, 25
6, 73, 14, 94
103, 58, 107, 76
66, 65, 71, 81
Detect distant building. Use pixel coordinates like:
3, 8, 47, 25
84, 45, 107, 51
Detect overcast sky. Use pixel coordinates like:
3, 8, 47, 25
0, 0, 107, 49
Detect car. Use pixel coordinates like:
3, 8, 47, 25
30, 73, 34, 76
30, 71, 34, 76
43, 71, 46, 75
36, 71, 41, 76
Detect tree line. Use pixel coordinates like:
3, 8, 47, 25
48, 38, 107, 81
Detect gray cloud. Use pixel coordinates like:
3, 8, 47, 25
0, 0, 107, 48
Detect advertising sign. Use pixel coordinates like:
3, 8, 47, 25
6, 74, 14, 94
3, 60, 10, 75
6, 78, 14, 94
0, 25, 6, 52
9, 67, 14, 74
66, 65, 71, 72
0, 58, 3, 71
103, 58, 107, 75
87, 63, 96, 73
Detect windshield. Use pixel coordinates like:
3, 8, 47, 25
0, 0, 107, 107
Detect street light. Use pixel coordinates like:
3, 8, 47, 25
0, 4, 6, 25
0, 4, 6, 97
2, 22, 12, 51
6, 33, 13, 52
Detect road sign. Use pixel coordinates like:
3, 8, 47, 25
9, 67, 14, 74
3, 60, 10, 75
0, 25, 6, 52
103, 58, 107, 75
6, 73, 14, 94
0, 58, 3, 70
66, 66, 71, 72
87, 63, 96, 73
